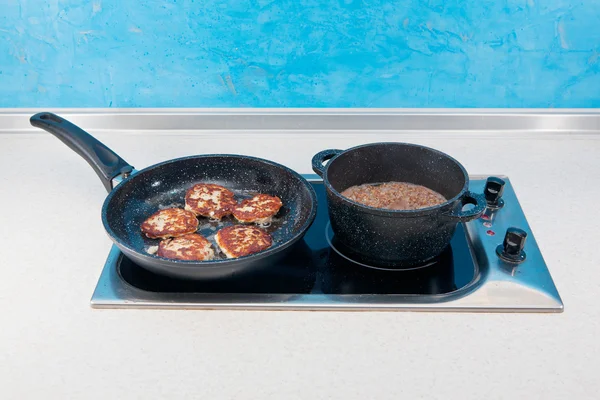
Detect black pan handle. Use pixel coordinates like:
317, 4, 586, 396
443, 191, 486, 222
30, 112, 133, 192
312, 149, 342, 177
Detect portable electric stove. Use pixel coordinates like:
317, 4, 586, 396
91, 175, 563, 312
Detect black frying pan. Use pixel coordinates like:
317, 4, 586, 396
31, 112, 317, 280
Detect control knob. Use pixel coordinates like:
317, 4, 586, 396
484, 177, 505, 209
496, 227, 527, 263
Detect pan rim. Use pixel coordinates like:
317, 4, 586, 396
101, 154, 318, 269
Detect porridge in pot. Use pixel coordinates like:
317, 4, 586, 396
341, 181, 447, 210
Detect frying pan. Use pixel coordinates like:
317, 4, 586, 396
31, 112, 317, 280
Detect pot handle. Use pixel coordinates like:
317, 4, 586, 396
443, 191, 486, 222
30, 112, 133, 193
312, 149, 342, 177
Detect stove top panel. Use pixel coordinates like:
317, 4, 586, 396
92, 176, 563, 312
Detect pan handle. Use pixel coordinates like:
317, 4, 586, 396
443, 191, 486, 222
311, 149, 342, 177
30, 112, 133, 192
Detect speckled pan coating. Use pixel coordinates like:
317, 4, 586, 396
103, 155, 317, 279
30, 112, 318, 281
312, 142, 485, 266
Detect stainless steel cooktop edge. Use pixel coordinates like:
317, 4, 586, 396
91, 176, 563, 313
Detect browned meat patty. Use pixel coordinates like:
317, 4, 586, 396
185, 183, 237, 220
215, 225, 272, 259
141, 208, 199, 239
232, 194, 283, 224
157, 234, 215, 261
341, 181, 446, 210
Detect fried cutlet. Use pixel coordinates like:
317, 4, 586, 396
215, 225, 272, 259
232, 194, 283, 224
141, 208, 199, 239
185, 183, 237, 220
157, 234, 215, 261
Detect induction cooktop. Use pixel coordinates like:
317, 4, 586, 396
91, 176, 563, 312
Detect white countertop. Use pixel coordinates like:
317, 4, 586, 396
1, 125, 599, 399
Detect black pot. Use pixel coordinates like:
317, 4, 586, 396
311, 142, 485, 267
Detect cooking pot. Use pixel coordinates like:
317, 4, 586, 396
312, 142, 486, 267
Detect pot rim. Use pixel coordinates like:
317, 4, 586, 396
322, 142, 470, 217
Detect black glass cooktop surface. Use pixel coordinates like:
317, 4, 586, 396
118, 181, 478, 295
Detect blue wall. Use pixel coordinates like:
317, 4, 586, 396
1, 0, 599, 107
